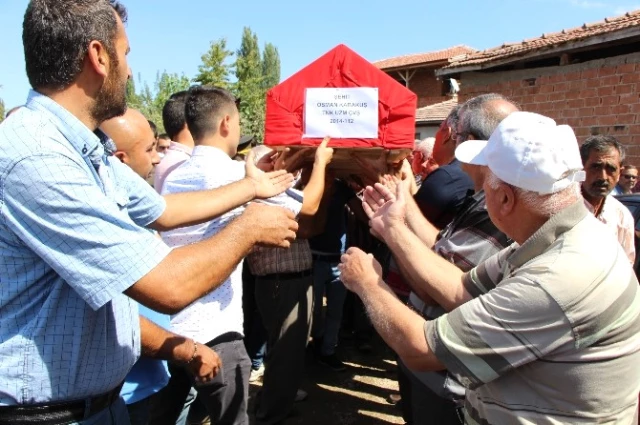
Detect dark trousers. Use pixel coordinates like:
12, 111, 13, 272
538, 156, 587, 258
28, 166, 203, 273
254, 274, 313, 425
398, 360, 463, 425
149, 335, 251, 425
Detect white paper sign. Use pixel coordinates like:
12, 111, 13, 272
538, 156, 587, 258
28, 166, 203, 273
303, 87, 378, 139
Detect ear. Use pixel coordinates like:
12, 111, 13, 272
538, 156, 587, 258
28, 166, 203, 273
114, 151, 128, 164
219, 115, 231, 137
499, 183, 516, 216
86, 40, 109, 79
443, 126, 453, 144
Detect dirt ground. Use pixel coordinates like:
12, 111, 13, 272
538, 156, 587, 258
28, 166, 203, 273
247, 332, 405, 425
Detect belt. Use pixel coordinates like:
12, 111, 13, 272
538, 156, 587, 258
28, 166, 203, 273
260, 269, 312, 281
0, 383, 124, 425
312, 253, 342, 263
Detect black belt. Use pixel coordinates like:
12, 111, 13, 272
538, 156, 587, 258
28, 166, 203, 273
0, 383, 124, 425
260, 269, 312, 281
312, 253, 342, 263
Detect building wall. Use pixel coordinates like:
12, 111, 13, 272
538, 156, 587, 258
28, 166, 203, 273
415, 125, 438, 140
389, 67, 451, 108
457, 51, 640, 162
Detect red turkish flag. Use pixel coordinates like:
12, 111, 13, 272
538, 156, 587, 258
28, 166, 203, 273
264, 44, 417, 149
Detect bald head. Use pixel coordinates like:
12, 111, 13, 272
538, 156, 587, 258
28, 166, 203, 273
101, 108, 160, 179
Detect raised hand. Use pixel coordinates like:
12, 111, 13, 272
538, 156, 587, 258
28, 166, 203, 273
242, 202, 299, 248
338, 247, 383, 296
362, 178, 409, 241
245, 150, 294, 199
185, 342, 222, 385
314, 136, 334, 167
274, 147, 313, 173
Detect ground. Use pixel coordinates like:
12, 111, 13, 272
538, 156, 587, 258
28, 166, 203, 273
248, 333, 405, 425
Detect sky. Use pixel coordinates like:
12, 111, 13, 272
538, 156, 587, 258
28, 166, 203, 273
1, 0, 639, 109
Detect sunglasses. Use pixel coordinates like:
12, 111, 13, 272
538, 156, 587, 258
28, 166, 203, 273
622, 175, 637, 179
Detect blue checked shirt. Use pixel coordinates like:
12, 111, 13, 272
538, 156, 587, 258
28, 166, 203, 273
0, 91, 171, 405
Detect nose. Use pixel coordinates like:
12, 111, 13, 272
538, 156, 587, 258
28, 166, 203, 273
152, 149, 161, 165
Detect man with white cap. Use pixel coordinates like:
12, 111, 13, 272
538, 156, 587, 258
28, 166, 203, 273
339, 111, 640, 424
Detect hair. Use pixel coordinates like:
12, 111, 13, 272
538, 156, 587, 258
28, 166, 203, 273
457, 93, 518, 142
580, 135, 626, 164
162, 91, 189, 140
147, 120, 158, 139
158, 133, 170, 141
415, 137, 436, 159
622, 164, 638, 172
185, 85, 237, 142
485, 170, 581, 218
444, 105, 461, 132
23, 0, 127, 91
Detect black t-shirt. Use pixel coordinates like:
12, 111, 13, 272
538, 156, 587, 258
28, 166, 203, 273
413, 160, 474, 229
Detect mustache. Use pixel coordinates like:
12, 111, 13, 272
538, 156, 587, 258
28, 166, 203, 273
591, 180, 610, 188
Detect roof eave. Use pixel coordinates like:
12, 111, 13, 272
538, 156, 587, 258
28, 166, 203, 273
436, 25, 640, 76
378, 59, 451, 72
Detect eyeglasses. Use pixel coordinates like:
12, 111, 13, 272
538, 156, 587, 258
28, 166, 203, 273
623, 175, 637, 179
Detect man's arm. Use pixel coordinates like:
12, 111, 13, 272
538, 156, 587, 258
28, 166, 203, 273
371, 177, 440, 248
152, 155, 294, 231
140, 316, 221, 384
363, 181, 472, 311
299, 137, 333, 217
338, 248, 445, 371
126, 203, 298, 314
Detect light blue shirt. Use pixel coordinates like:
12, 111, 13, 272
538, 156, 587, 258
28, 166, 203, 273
120, 305, 171, 405
0, 91, 171, 405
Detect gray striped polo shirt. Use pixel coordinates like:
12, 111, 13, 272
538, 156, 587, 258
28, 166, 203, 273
426, 200, 640, 424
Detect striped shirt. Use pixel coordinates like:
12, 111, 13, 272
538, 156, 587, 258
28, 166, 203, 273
426, 200, 640, 424
407, 190, 511, 400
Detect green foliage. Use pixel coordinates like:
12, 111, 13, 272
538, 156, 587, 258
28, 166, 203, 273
127, 71, 191, 133
262, 43, 281, 91
0, 97, 5, 124
235, 27, 267, 142
123, 28, 281, 140
194, 38, 234, 89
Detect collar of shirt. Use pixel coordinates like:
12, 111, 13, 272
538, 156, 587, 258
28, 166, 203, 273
168, 141, 193, 156
191, 145, 232, 162
508, 200, 589, 268
25, 90, 112, 165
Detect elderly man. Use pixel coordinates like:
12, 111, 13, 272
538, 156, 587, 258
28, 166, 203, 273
341, 111, 640, 424
0, 1, 298, 424
410, 137, 437, 183
387, 93, 516, 425
580, 135, 635, 263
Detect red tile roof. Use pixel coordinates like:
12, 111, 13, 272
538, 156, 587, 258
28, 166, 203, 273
442, 10, 640, 71
374, 46, 477, 70
416, 98, 458, 123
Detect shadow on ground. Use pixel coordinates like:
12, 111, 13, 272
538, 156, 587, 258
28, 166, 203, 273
248, 333, 404, 425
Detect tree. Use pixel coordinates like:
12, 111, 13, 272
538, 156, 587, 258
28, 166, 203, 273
0, 97, 4, 124
194, 38, 234, 89
131, 71, 191, 133
262, 43, 280, 91
235, 27, 265, 141
125, 79, 142, 109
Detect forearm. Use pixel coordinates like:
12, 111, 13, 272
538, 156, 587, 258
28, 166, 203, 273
127, 215, 256, 314
300, 162, 327, 217
140, 316, 195, 363
384, 224, 471, 311
405, 196, 439, 247
152, 178, 255, 231
357, 280, 443, 371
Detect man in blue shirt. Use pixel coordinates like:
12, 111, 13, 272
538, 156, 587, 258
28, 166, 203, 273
413, 107, 474, 229
0, 2, 298, 424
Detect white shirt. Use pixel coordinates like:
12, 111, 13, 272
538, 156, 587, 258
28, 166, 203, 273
584, 195, 636, 264
160, 146, 246, 343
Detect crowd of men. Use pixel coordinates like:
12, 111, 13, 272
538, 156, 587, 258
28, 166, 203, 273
1, 1, 640, 425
